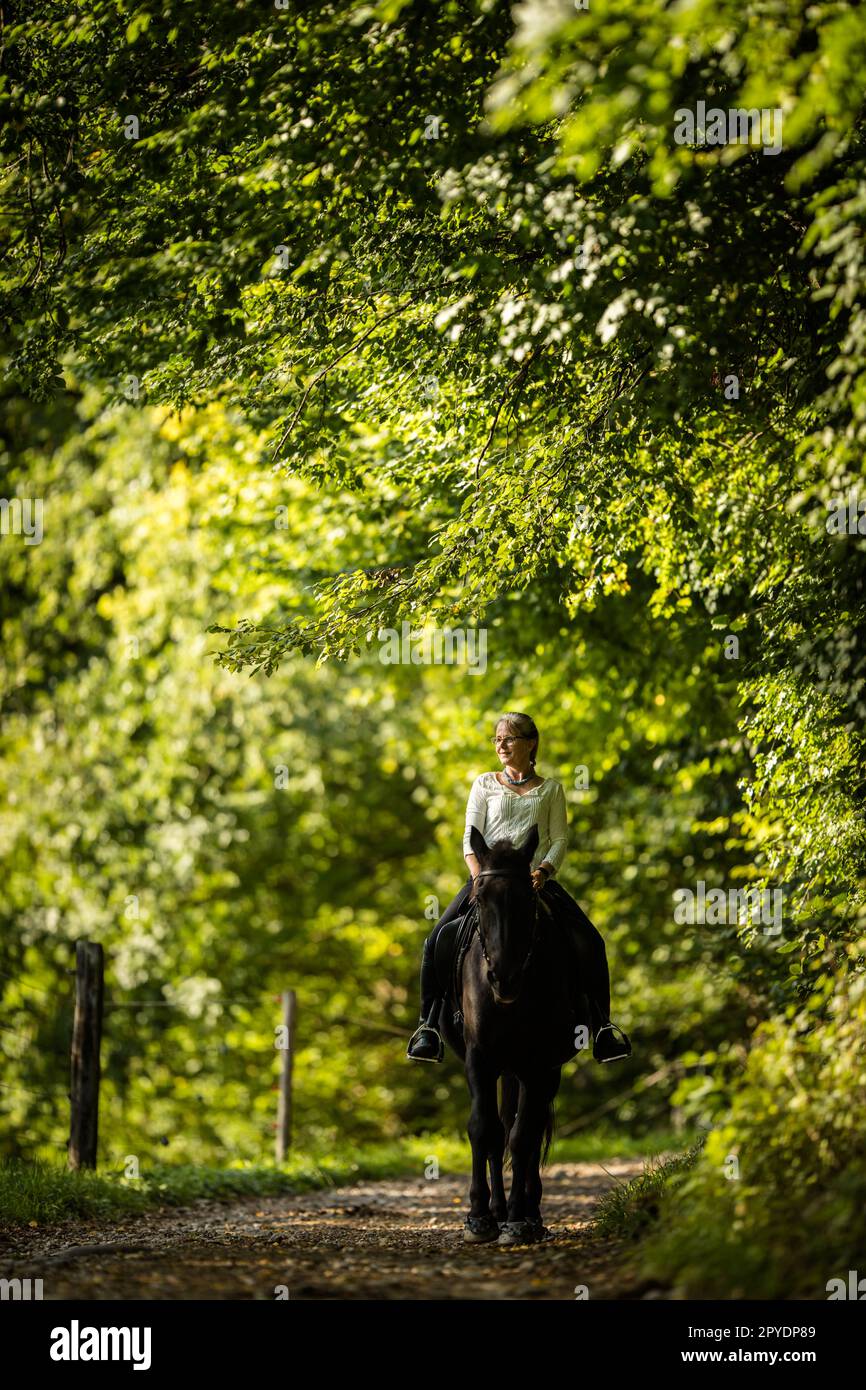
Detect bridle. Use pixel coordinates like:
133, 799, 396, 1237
471, 868, 546, 992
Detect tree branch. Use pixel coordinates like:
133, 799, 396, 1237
270, 302, 413, 458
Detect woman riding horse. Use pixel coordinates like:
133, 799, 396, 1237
406, 711, 631, 1065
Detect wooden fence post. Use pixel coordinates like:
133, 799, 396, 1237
69, 941, 104, 1171
275, 989, 296, 1164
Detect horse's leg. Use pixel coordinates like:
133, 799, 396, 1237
490, 1073, 517, 1224
502, 1079, 534, 1229
500, 1069, 559, 1244
524, 1068, 562, 1226
463, 1044, 502, 1243
523, 1135, 543, 1224
488, 1157, 506, 1225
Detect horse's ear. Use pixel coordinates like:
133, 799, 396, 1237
470, 826, 490, 862
522, 824, 540, 862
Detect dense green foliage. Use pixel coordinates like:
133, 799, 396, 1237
0, 394, 724, 1163
2, 0, 866, 1292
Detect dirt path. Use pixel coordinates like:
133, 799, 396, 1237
0, 1158, 657, 1300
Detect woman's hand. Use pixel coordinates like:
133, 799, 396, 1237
531, 867, 549, 892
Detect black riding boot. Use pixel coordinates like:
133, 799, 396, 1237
551, 890, 632, 1064
586, 976, 632, 1063
593, 1018, 632, 1064
406, 931, 444, 1063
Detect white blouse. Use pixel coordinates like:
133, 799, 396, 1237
462, 772, 568, 875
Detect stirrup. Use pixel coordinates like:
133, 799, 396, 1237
593, 1021, 632, 1063
406, 1023, 444, 1063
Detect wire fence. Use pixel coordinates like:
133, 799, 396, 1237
0, 964, 72, 1110
0, 952, 300, 1164
1, 944, 411, 1168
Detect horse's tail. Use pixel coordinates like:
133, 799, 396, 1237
541, 1099, 556, 1167
500, 1072, 519, 1167
500, 1076, 556, 1167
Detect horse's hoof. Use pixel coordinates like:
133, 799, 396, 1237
497, 1220, 539, 1247
463, 1215, 500, 1244
527, 1219, 552, 1242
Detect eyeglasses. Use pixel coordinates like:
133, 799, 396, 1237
492, 736, 526, 747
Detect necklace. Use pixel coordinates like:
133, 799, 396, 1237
502, 767, 535, 786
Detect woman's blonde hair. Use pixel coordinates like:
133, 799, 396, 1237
495, 712, 540, 767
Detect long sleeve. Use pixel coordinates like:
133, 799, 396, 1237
462, 775, 488, 857
543, 781, 568, 873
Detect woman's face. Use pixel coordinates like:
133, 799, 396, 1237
494, 722, 535, 773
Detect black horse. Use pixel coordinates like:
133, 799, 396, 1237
438, 824, 591, 1246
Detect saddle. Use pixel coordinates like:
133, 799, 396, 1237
433, 900, 479, 1028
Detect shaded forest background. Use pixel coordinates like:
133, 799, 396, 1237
2, 0, 866, 1294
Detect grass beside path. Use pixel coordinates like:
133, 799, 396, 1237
1, 1126, 685, 1228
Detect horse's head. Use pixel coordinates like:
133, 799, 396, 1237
469, 823, 540, 1004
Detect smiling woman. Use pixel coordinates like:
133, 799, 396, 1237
406, 712, 631, 1066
